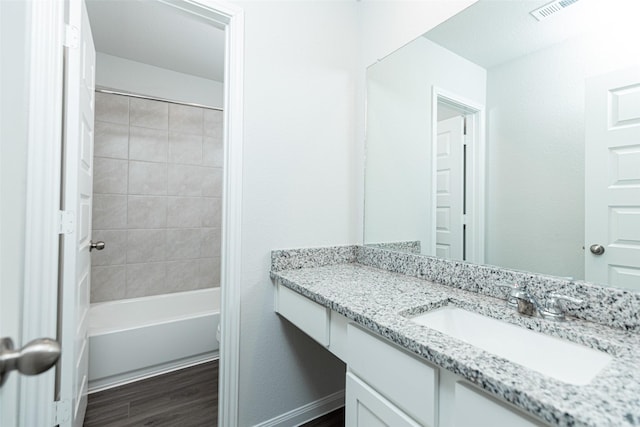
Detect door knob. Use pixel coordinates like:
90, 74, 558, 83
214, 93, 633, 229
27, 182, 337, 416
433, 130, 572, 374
90, 240, 105, 252
589, 244, 605, 255
0, 337, 61, 386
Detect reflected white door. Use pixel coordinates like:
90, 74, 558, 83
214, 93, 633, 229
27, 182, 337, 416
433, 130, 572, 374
436, 116, 465, 260
58, 1, 96, 426
585, 67, 640, 289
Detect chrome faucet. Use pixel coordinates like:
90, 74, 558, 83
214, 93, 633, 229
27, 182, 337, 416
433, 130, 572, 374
498, 284, 582, 321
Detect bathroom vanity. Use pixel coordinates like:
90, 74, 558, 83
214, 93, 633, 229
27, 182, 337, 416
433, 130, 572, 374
271, 246, 640, 427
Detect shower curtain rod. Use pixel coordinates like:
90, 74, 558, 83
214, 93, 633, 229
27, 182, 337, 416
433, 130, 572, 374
95, 87, 223, 111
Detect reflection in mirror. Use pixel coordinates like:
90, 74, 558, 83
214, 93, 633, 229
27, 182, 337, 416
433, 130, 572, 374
364, 0, 640, 290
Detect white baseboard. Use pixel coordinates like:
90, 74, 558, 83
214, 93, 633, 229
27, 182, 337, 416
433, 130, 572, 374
253, 390, 345, 427
88, 352, 219, 394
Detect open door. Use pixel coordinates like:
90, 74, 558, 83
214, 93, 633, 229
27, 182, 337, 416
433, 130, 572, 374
435, 115, 465, 260
1, 1, 65, 425
57, 0, 96, 425
585, 67, 640, 289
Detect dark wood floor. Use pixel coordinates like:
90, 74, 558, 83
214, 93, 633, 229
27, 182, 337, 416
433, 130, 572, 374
300, 407, 345, 427
84, 361, 218, 427
84, 360, 344, 426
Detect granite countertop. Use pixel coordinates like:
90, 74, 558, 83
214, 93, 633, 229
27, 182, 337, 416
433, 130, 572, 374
271, 260, 640, 427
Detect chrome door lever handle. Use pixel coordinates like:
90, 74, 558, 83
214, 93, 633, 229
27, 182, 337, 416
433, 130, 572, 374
90, 240, 105, 251
0, 337, 61, 386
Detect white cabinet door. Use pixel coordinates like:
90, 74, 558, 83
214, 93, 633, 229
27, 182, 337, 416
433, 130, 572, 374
454, 382, 547, 427
585, 67, 640, 289
436, 116, 465, 260
59, 1, 96, 426
346, 373, 422, 427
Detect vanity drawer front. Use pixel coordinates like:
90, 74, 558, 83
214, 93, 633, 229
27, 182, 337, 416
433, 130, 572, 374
276, 283, 330, 346
347, 324, 437, 427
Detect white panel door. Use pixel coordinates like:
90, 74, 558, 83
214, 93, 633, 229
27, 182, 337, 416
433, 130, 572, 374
585, 67, 640, 290
346, 373, 422, 427
59, 1, 95, 426
436, 116, 465, 260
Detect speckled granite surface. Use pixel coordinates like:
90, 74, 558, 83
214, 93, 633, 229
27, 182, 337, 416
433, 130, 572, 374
270, 246, 640, 427
272, 245, 640, 331
366, 241, 422, 254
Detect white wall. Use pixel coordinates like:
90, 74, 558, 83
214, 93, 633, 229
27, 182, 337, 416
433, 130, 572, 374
227, 2, 482, 424
365, 37, 486, 252
231, 1, 359, 425
485, 18, 640, 280
95, 53, 224, 108
359, 0, 477, 68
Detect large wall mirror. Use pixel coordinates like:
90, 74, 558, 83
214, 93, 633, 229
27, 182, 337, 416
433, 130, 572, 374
364, 0, 640, 291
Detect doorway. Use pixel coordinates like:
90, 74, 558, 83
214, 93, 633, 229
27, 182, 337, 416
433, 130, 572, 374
81, 0, 237, 424
0, 0, 243, 425
432, 87, 485, 264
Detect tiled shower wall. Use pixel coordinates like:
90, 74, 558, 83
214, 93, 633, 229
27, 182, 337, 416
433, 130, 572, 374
90, 92, 223, 303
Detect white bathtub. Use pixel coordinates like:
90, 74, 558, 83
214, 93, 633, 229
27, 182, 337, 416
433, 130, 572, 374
88, 288, 220, 392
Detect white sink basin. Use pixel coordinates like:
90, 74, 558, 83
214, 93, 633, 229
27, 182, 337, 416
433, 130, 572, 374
409, 305, 612, 385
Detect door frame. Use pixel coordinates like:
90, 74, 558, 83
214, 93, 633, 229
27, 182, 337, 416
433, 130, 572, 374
22, 0, 244, 425
431, 86, 485, 264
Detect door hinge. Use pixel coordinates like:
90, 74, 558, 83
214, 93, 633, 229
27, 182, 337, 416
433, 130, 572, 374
53, 399, 71, 425
58, 210, 75, 235
462, 214, 469, 225
64, 25, 79, 49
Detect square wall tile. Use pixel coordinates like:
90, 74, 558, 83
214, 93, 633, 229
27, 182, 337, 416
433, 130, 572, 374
202, 197, 222, 227
203, 109, 223, 137
130, 98, 168, 130
127, 229, 166, 263
168, 132, 202, 165
201, 167, 223, 197
203, 135, 223, 167
95, 121, 128, 159
129, 126, 168, 163
167, 164, 203, 196
91, 230, 127, 266
167, 197, 203, 228
128, 161, 167, 196
92, 195, 127, 229
91, 265, 126, 303
95, 92, 129, 125
200, 227, 221, 258
169, 104, 203, 134
166, 260, 200, 293
126, 262, 166, 298
166, 228, 201, 260
93, 158, 128, 194
92, 93, 227, 302
198, 257, 220, 288
128, 196, 167, 229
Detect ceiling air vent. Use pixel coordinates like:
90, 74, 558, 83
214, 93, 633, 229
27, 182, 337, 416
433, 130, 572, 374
530, 0, 580, 21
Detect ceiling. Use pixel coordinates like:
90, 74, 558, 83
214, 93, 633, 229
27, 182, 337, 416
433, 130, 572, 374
86, 0, 225, 82
425, 0, 625, 69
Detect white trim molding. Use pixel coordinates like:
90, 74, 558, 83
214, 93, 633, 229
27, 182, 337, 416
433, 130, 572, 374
20, 1, 65, 426
253, 391, 345, 427
218, 4, 244, 424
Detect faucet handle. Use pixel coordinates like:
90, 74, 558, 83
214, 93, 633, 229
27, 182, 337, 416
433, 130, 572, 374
496, 283, 520, 307
548, 293, 583, 305
542, 293, 583, 320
